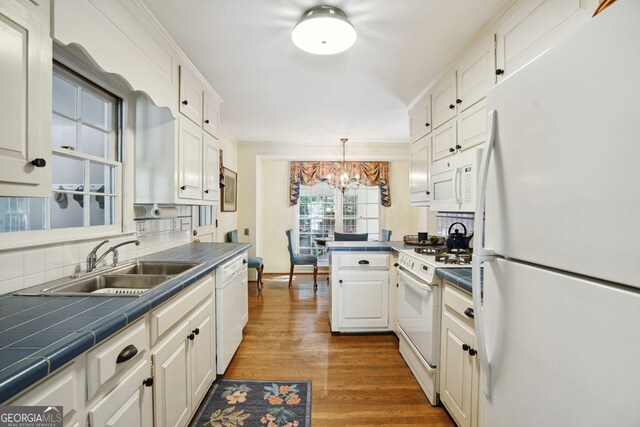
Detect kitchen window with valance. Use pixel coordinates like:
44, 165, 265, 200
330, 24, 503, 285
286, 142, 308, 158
289, 161, 391, 207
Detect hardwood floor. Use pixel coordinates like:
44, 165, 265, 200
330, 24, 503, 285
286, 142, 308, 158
223, 273, 455, 426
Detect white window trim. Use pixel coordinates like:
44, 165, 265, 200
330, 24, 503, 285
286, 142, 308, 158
292, 185, 385, 254
0, 51, 135, 251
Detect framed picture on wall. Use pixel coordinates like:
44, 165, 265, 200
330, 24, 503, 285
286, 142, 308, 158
221, 167, 237, 212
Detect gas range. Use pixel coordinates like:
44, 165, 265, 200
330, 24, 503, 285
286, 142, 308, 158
397, 247, 472, 283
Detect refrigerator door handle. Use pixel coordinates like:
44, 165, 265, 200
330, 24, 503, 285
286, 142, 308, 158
473, 109, 498, 397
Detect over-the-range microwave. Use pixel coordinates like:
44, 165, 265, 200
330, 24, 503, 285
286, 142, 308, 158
430, 147, 483, 212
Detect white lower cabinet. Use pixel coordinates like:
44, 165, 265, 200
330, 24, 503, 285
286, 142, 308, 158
151, 276, 216, 427
330, 253, 391, 332
7, 362, 81, 426
153, 320, 192, 427
188, 299, 215, 408
88, 359, 153, 427
440, 282, 479, 427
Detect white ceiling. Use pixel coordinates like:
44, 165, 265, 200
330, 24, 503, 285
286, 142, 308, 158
144, 0, 511, 144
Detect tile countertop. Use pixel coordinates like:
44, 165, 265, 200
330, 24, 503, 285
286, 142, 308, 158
325, 241, 414, 252
435, 268, 473, 294
0, 242, 251, 403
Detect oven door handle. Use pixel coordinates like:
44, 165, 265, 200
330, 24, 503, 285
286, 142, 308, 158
398, 267, 433, 294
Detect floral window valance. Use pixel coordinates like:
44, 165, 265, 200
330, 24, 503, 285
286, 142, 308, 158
289, 161, 391, 207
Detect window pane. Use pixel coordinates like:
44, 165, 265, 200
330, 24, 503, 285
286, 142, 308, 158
52, 114, 77, 149
52, 75, 77, 118
0, 198, 45, 232
366, 204, 378, 218
80, 125, 109, 158
90, 162, 115, 194
51, 193, 84, 229
82, 90, 112, 131
90, 195, 115, 226
52, 155, 84, 190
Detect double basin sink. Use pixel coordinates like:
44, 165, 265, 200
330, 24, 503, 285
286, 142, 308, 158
16, 261, 200, 297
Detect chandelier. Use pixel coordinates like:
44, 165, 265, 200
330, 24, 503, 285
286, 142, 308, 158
320, 138, 361, 194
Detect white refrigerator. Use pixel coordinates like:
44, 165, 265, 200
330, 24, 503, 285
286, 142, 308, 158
473, 1, 640, 426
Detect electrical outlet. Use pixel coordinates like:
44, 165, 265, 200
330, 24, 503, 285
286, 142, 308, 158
244, 228, 249, 236
136, 221, 146, 237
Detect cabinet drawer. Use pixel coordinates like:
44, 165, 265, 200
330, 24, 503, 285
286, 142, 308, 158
443, 282, 475, 328
87, 319, 148, 400
151, 275, 214, 345
337, 253, 389, 269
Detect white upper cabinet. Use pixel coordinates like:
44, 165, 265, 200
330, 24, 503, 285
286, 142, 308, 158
0, 0, 52, 197
409, 94, 432, 142
410, 135, 432, 206
203, 91, 220, 139
456, 33, 495, 113
431, 71, 458, 129
179, 66, 204, 126
178, 117, 204, 200
457, 99, 487, 153
496, 0, 599, 81
203, 134, 220, 202
432, 118, 458, 162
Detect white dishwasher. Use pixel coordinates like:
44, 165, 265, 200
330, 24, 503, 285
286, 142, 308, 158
215, 252, 248, 374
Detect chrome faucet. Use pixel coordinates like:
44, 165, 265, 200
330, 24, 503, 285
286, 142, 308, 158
95, 239, 141, 268
86, 239, 141, 272
86, 239, 110, 272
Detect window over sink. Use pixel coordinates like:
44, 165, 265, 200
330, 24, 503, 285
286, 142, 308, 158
0, 62, 123, 234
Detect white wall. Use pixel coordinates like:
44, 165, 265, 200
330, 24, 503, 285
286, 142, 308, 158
237, 141, 427, 273
216, 126, 239, 242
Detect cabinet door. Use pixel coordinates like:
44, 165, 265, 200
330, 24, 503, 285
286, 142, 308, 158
0, 0, 51, 196
432, 118, 457, 162
431, 71, 457, 129
9, 362, 79, 426
456, 34, 495, 113
178, 66, 203, 125
188, 299, 215, 409
409, 135, 431, 205
202, 91, 220, 139
496, 0, 597, 81
440, 311, 475, 427
152, 321, 191, 427
88, 360, 152, 427
178, 117, 203, 200
202, 134, 219, 202
457, 99, 486, 153
337, 271, 388, 329
409, 94, 432, 142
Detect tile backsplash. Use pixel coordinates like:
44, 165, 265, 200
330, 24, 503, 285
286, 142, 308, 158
0, 214, 192, 295
436, 212, 475, 242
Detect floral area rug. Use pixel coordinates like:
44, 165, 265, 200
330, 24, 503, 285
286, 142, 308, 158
190, 379, 312, 427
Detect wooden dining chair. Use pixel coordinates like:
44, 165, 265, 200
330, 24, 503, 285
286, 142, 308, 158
285, 229, 318, 290
227, 230, 264, 291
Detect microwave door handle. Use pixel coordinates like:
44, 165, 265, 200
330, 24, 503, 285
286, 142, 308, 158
473, 109, 497, 398
452, 166, 460, 204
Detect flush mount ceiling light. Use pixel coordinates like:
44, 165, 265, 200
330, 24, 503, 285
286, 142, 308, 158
291, 5, 357, 55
